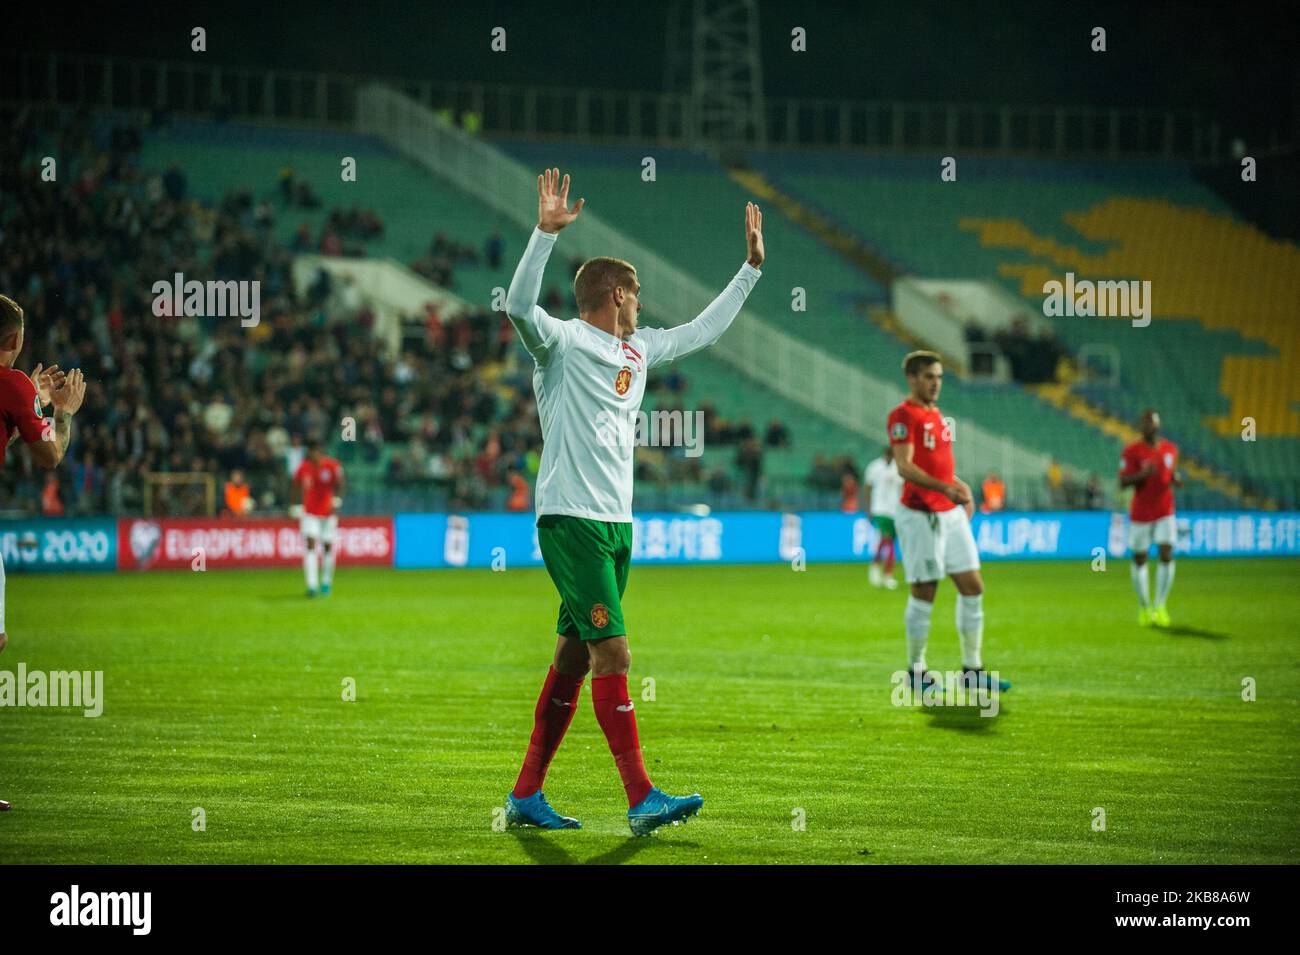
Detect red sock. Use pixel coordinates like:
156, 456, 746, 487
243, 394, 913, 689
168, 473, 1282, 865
591, 674, 653, 807
883, 539, 895, 574
512, 666, 584, 798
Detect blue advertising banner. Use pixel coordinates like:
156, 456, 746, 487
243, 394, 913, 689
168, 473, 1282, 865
0, 518, 119, 573
394, 510, 1300, 569
8, 511, 1292, 574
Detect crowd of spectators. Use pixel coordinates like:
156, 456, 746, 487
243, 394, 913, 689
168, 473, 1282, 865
0, 109, 544, 516
0, 109, 802, 517
806, 454, 865, 512
410, 231, 484, 287
965, 315, 1066, 384
1047, 458, 1107, 510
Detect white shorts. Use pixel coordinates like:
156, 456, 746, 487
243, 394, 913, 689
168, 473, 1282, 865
1129, 514, 1176, 553
895, 504, 981, 583
300, 513, 339, 544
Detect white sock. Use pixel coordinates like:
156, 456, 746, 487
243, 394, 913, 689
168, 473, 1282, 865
1131, 562, 1150, 608
957, 593, 984, 669
1155, 560, 1175, 606
322, 546, 336, 586
304, 548, 320, 591
904, 596, 933, 671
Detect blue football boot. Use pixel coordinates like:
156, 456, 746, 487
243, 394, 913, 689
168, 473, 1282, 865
961, 668, 1012, 693
628, 787, 704, 837
504, 791, 582, 830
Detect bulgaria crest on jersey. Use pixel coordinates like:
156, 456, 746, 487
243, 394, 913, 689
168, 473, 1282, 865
614, 366, 633, 396
590, 603, 610, 629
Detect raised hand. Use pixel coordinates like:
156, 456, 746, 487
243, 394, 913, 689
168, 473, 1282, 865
745, 201, 764, 268
50, 368, 86, 416
537, 167, 585, 234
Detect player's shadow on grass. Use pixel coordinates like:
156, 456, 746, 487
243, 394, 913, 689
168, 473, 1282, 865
922, 703, 1005, 733
510, 829, 580, 865
510, 829, 697, 865
583, 837, 701, 866
1160, 624, 1230, 640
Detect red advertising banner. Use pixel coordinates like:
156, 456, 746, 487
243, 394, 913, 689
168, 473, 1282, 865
117, 517, 394, 570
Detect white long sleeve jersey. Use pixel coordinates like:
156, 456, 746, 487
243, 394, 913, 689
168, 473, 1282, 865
505, 227, 761, 522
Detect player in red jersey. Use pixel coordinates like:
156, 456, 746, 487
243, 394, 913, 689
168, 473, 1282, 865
291, 439, 346, 597
1120, 409, 1182, 627
886, 351, 1009, 693
0, 294, 88, 812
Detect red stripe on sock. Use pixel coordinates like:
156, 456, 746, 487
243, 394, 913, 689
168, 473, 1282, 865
512, 666, 584, 798
591, 674, 653, 807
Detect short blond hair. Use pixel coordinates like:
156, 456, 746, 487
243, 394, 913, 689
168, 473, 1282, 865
902, 350, 941, 376
574, 257, 636, 313
0, 294, 23, 337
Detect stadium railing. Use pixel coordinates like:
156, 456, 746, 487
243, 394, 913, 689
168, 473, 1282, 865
3, 51, 1220, 160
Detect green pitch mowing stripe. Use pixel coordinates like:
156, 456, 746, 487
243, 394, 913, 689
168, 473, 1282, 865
1, 559, 1296, 864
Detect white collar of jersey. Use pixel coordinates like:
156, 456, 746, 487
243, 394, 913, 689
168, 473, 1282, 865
578, 319, 624, 348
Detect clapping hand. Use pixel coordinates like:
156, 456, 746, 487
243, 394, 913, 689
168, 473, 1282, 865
29, 363, 65, 408
49, 368, 86, 416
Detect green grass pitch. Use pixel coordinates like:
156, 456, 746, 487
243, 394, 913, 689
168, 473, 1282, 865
1, 558, 1296, 864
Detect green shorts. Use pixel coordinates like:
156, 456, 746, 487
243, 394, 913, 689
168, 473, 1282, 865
871, 514, 896, 539
536, 515, 633, 641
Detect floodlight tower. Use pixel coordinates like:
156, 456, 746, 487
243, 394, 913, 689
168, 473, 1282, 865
664, 0, 768, 153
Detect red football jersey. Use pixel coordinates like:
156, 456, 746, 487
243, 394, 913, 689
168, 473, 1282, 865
887, 399, 955, 512
0, 366, 46, 468
1120, 439, 1177, 522
294, 456, 343, 517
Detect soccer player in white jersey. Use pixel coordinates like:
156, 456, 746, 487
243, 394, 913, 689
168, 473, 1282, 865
863, 445, 902, 589
502, 168, 764, 836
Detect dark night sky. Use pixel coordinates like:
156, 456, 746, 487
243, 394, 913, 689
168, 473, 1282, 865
19, 0, 1298, 144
